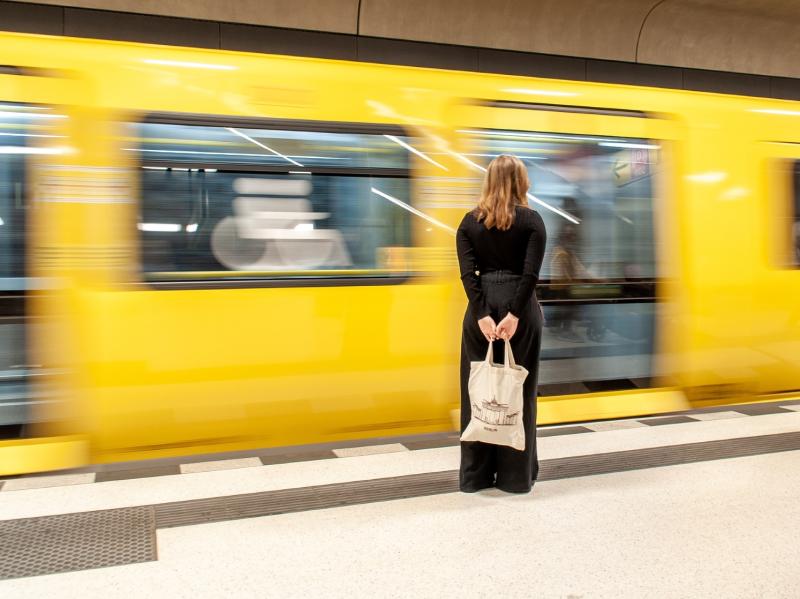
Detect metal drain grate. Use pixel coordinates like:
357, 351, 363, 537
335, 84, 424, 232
0, 506, 156, 580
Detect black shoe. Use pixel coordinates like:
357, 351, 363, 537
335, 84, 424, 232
495, 482, 534, 494
459, 481, 495, 493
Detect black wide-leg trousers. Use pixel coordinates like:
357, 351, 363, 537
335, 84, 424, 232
459, 271, 543, 493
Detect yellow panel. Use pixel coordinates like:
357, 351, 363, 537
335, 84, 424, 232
0, 436, 89, 476
460, 104, 679, 141
538, 389, 689, 425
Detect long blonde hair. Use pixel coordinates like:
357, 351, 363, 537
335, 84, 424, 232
474, 154, 530, 230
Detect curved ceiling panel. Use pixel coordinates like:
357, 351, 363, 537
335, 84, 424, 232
11, 0, 360, 34
10, 0, 800, 79
638, 0, 800, 77
359, 0, 660, 62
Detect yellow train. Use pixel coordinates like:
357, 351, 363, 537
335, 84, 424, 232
1, 30, 799, 475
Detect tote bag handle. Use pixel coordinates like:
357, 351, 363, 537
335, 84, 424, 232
484, 339, 518, 369
504, 339, 518, 368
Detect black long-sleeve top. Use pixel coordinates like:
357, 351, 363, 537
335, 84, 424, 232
456, 205, 547, 319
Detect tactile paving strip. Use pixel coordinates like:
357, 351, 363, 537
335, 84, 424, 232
155, 470, 459, 528
539, 430, 800, 479
155, 430, 800, 528
0, 506, 156, 580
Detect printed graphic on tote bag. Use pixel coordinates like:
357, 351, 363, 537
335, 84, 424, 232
471, 396, 520, 428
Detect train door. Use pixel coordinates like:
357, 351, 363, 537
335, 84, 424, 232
0, 73, 74, 440
453, 98, 685, 422
0, 66, 90, 475
755, 141, 800, 394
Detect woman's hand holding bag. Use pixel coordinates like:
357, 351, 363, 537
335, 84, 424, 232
496, 312, 519, 340
477, 315, 498, 342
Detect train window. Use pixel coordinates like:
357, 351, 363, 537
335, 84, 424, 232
0, 103, 35, 288
132, 120, 413, 284
0, 103, 39, 432
464, 129, 658, 282
465, 128, 659, 393
791, 160, 800, 267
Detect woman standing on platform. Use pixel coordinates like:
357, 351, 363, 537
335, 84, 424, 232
456, 154, 547, 494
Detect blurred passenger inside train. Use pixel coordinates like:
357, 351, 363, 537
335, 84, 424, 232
549, 220, 592, 342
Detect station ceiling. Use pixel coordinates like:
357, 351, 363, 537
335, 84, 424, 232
8, 0, 800, 79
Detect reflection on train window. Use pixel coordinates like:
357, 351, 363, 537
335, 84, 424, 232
467, 128, 659, 393
0, 103, 36, 288
791, 160, 800, 267
466, 129, 657, 282
133, 121, 413, 282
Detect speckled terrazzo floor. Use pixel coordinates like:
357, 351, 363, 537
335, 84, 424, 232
2, 449, 799, 598
2, 407, 800, 597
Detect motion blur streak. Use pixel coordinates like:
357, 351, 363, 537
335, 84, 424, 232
0, 30, 799, 475
370, 188, 455, 234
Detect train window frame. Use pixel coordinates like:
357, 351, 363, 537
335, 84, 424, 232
460, 125, 661, 305
132, 113, 418, 290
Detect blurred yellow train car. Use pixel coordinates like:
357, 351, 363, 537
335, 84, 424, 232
1, 30, 799, 475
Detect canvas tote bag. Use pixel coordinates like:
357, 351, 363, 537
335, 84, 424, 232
461, 339, 529, 450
